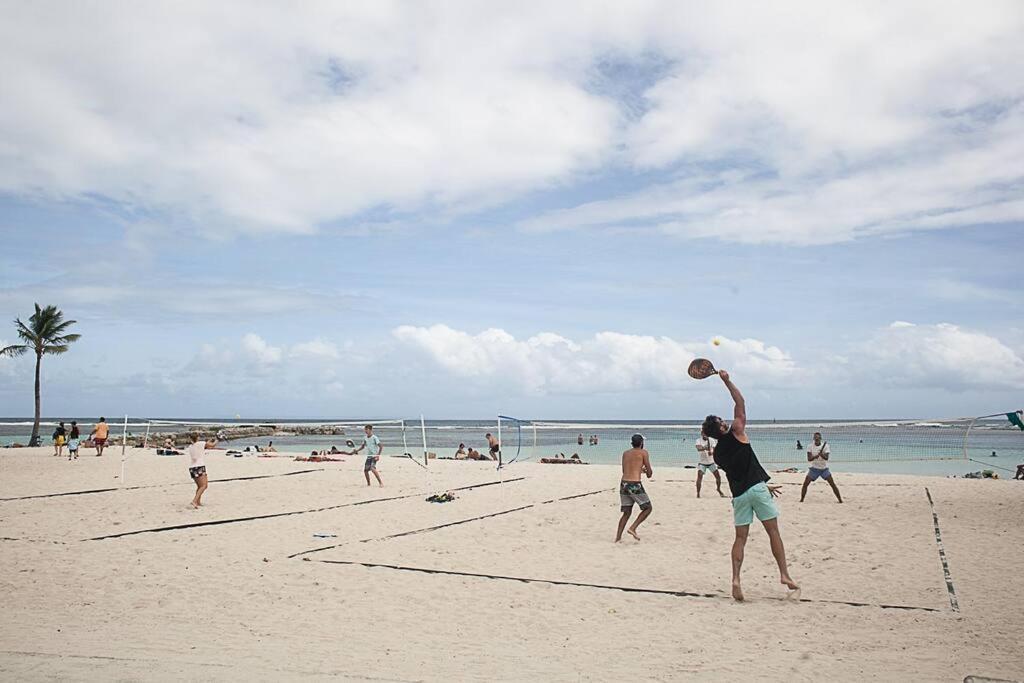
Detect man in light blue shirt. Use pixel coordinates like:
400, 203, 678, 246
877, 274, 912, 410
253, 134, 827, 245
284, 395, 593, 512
350, 424, 383, 487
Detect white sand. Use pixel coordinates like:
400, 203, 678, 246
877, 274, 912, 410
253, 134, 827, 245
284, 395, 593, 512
1, 446, 1022, 681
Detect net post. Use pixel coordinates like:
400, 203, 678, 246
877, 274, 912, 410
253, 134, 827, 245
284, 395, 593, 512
143, 420, 152, 449
401, 420, 408, 456
420, 414, 428, 467
120, 414, 128, 485
497, 416, 502, 470
961, 417, 977, 461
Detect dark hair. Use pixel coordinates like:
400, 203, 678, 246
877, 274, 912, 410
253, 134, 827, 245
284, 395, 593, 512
99, 417, 105, 422
702, 415, 723, 438
630, 434, 644, 448
364, 424, 373, 430
190, 432, 199, 443
485, 433, 491, 438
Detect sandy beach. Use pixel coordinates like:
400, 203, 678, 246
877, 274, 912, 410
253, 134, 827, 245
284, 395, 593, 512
0, 446, 1021, 681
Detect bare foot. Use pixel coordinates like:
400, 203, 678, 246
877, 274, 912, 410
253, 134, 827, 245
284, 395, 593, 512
614, 535, 622, 543
718, 491, 725, 497
188, 502, 199, 509
627, 528, 640, 541
781, 576, 799, 590
732, 581, 744, 601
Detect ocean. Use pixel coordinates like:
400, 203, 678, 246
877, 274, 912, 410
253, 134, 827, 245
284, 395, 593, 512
2, 417, 1021, 478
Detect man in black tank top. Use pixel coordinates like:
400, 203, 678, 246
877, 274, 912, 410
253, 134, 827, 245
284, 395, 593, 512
702, 370, 799, 601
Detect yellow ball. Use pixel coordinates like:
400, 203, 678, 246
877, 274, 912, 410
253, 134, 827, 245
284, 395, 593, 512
712, 338, 721, 346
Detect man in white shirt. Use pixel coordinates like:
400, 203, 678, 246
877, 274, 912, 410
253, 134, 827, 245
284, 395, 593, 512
695, 428, 724, 498
186, 432, 217, 508
800, 431, 842, 503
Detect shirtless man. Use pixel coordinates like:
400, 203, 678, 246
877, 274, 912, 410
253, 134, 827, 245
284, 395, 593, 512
615, 434, 653, 542
703, 370, 799, 601
485, 433, 500, 461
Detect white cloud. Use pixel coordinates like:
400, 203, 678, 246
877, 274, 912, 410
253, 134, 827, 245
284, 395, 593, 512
291, 338, 340, 360
0, 3, 1020, 243
862, 322, 1024, 390
392, 324, 797, 394
241, 334, 283, 365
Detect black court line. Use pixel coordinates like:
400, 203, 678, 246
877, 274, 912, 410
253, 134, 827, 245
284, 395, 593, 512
85, 477, 526, 541
925, 487, 960, 612
313, 559, 941, 612
0, 469, 324, 502
289, 488, 609, 559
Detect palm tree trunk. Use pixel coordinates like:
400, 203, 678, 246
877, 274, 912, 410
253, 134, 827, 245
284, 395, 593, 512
30, 351, 41, 447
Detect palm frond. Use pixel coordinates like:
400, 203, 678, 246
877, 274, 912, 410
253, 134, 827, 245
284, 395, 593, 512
42, 345, 72, 355
0, 344, 29, 358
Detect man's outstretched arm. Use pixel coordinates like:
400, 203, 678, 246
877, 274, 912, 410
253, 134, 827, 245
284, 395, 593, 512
718, 370, 746, 436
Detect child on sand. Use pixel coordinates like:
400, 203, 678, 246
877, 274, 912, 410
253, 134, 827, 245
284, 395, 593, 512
615, 434, 653, 542
67, 422, 80, 460
186, 432, 216, 508
703, 369, 799, 601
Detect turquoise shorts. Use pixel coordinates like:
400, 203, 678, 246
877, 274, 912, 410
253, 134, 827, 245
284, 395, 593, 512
732, 482, 778, 526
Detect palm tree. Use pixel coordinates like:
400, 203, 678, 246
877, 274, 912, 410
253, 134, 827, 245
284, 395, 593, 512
1, 304, 81, 446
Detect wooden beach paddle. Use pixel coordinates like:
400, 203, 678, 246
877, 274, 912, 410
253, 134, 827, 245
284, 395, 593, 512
687, 358, 719, 380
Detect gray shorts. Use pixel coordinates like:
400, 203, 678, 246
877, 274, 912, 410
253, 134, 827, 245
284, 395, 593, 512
619, 481, 651, 511
364, 456, 378, 472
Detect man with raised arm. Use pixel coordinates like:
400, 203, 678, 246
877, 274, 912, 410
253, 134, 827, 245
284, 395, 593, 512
702, 370, 799, 601
615, 434, 653, 542
800, 431, 843, 503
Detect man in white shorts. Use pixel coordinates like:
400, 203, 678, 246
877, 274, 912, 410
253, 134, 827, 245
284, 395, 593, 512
695, 427, 725, 498
800, 431, 842, 503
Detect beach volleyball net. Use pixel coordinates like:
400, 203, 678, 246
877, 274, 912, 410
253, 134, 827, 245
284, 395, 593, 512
513, 414, 1022, 465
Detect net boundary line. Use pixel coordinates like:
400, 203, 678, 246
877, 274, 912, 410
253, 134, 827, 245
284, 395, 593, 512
84, 477, 526, 541
289, 488, 609, 559
311, 559, 941, 613
924, 487, 960, 612
0, 468, 325, 502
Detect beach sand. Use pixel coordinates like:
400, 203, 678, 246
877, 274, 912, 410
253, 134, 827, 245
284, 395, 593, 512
1, 447, 1022, 681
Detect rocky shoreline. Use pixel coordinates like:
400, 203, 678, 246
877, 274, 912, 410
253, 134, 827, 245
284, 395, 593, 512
2, 423, 351, 449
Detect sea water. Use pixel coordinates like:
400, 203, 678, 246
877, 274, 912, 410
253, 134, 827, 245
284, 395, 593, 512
2, 418, 1021, 478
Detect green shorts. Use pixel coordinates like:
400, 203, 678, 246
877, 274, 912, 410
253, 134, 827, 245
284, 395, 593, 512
732, 482, 778, 526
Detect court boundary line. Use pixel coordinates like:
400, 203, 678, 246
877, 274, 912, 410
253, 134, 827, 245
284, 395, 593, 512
289, 488, 609, 559
311, 559, 941, 613
84, 477, 526, 541
924, 486, 960, 612
0, 468, 325, 502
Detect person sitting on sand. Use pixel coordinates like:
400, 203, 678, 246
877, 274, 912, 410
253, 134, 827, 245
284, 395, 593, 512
1015, 463, 1024, 480
570, 454, 582, 462
800, 432, 842, 503
266, 441, 277, 453
187, 432, 216, 509
696, 427, 725, 498
466, 447, 484, 460
616, 434, 653, 542
163, 437, 174, 449
704, 369, 798, 601
455, 443, 467, 459
329, 446, 342, 455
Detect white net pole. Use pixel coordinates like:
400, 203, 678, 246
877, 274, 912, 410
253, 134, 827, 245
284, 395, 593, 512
401, 420, 408, 455
120, 414, 128, 485
420, 414, 428, 466
497, 416, 502, 470
143, 421, 152, 449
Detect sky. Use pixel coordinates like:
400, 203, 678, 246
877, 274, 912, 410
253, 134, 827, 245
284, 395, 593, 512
1, 1, 1023, 421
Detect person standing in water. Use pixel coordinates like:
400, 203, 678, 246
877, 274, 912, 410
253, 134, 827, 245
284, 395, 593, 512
615, 434, 653, 542
703, 370, 799, 601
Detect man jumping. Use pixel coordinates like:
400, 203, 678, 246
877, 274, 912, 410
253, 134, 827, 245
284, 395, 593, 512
615, 434, 653, 542
703, 369, 799, 601
800, 432, 843, 503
